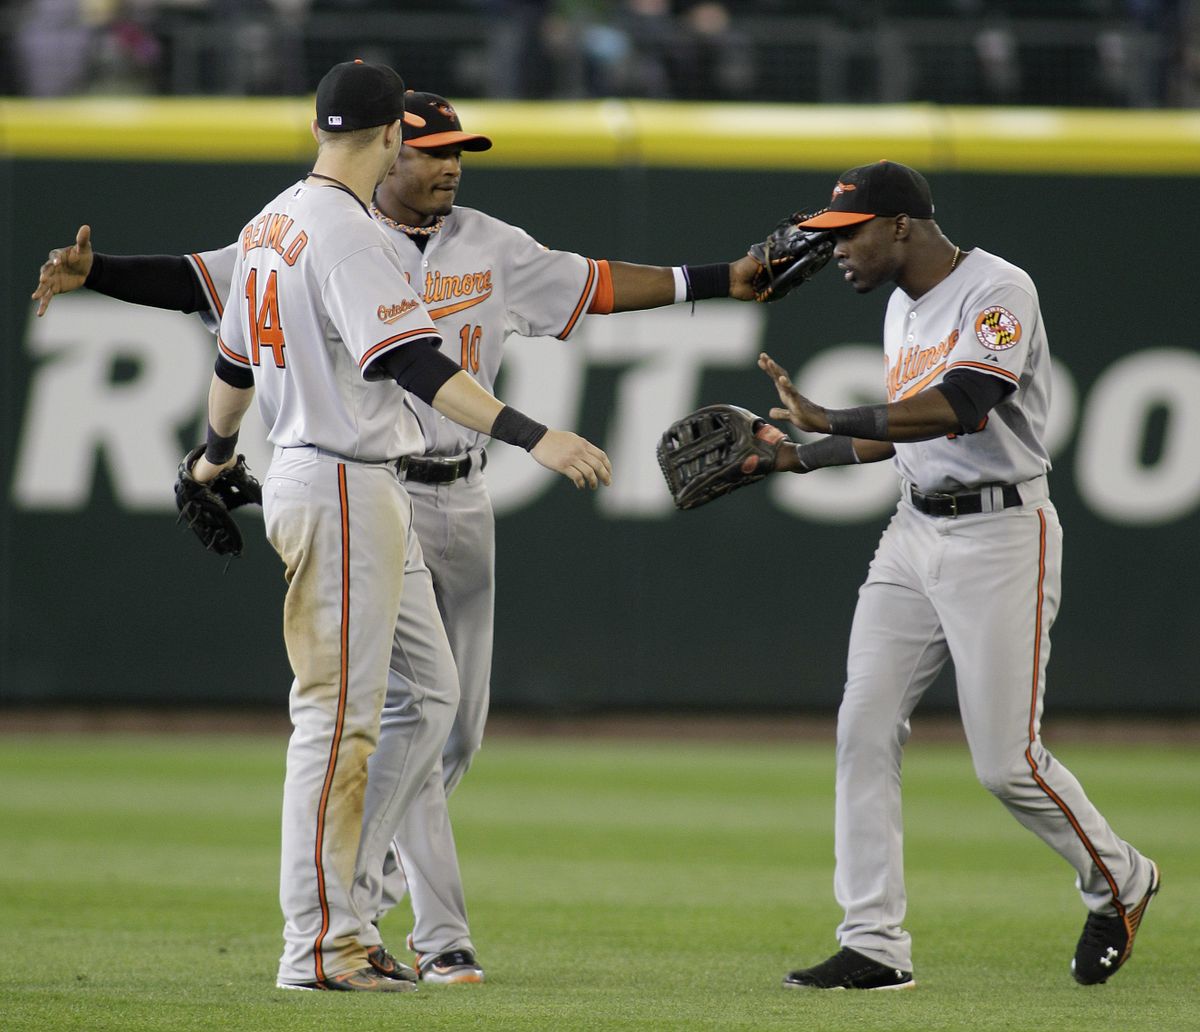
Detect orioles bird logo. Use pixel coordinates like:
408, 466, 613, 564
831, 181, 857, 200
435, 101, 456, 121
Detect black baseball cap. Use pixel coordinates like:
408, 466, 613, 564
402, 91, 493, 151
316, 60, 426, 133
798, 160, 934, 229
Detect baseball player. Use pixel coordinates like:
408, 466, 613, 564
753, 160, 1158, 989
185, 60, 610, 992
31, 90, 765, 984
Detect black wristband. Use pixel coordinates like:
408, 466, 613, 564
793, 435, 859, 473
490, 405, 549, 451
826, 405, 890, 440
681, 263, 730, 301
205, 423, 239, 465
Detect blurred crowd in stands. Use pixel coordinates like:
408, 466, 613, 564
3, 0, 1197, 107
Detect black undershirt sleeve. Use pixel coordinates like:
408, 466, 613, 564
214, 353, 254, 389
935, 368, 1016, 434
85, 253, 209, 313
367, 337, 460, 404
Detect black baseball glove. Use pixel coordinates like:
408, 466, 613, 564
174, 444, 263, 557
656, 404, 787, 511
747, 212, 835, 302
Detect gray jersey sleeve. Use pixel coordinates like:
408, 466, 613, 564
497, 222, 598, 341
945, 278, 1040, 394
185, 243, 240, 334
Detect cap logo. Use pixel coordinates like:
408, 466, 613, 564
327, 116, 342, 126
434, 101, 456, 120
831, 181, 856, 200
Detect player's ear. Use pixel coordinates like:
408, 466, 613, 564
382, 119, 403, 148
310, 119, 321, 143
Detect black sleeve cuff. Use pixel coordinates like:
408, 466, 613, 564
215, 352, 254, 389
368, 336, 460, 404
937, 369, 1016, 433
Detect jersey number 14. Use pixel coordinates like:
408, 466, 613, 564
245, 268, 286, 368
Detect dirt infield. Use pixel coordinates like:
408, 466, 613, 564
1, 708, 1197, 745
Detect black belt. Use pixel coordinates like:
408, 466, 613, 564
908, 483, 1022, 518
403, 451, 486, 485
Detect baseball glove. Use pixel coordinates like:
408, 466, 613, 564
656, 404, 787, 510
747, 212, 835, 302
174, 444, 263, 557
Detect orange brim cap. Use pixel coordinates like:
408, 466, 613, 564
406, 130, 492, 152
797, 210, 876, 229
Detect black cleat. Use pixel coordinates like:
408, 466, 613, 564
783, 946, 915, 991
1072, 861, 1160, 985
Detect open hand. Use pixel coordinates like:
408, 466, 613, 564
32, 224, 94, 317
758, 352, 831, 434
531, 430, 612, 490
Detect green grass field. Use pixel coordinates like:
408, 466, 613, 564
0, 727, 1195, 1032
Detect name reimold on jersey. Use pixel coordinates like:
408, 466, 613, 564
217, 181, 440, 463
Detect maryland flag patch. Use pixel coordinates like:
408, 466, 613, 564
974, 306, 1022, 351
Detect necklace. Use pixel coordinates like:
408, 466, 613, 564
371, 203, 446, 238
306, 172, 368, 214
950, 245, 962, 271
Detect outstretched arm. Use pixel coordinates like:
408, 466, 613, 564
602, 257, 761, 311
370, 341, 612, 491
759, 352, 960, 443
430, 370, 612, 490
32, 223, 209, 318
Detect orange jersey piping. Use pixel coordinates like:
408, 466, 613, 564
358, 327, 440, 370
1022, 509, 1125, 914
217, 336, 250, 366
311, 464, 352, 980
587, 259, 614, 315
556, 258, 597, 340
947, 360, 1021, 385
189, 253, 223, 318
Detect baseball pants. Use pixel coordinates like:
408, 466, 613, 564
369, 455, 495, 954
265, 446, 458, 985
833, 479, 1155, 972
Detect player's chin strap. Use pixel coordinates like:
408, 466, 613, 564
371, 203, 446, 238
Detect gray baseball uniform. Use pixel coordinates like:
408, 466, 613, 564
191, 207, 598, 958
215, 180, 459, 986
836, 247, 1155, 971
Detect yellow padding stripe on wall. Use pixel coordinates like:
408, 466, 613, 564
2, 98, 1199, 174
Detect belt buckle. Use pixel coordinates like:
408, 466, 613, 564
914, 485, 957, 517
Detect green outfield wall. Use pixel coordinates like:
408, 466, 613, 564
2, 100, 1198, 713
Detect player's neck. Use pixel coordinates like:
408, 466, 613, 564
308, 155, 377, 207
374, 196, 436, 230
897, 238, 960, 300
